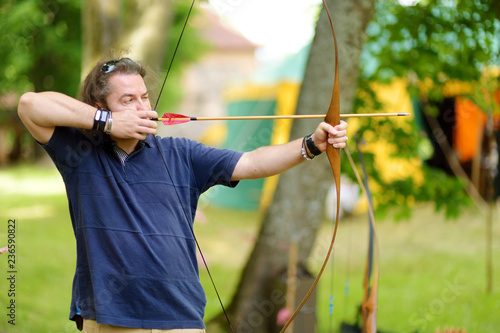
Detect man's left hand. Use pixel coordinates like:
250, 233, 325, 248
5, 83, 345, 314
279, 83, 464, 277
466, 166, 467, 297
311, 120, 348, 151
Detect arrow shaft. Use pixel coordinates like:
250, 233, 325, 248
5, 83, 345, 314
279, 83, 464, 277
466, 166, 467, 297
157, 113, 409, 122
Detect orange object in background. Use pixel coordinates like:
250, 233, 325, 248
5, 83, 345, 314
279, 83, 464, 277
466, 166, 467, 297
453, 96, 487, 162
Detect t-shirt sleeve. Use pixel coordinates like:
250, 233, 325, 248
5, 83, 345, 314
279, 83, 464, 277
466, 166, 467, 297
188, 140, 243, 193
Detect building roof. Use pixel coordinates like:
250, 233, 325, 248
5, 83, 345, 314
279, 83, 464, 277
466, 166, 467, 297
196, 7, 259, 51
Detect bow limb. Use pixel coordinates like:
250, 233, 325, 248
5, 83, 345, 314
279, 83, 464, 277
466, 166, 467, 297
344, 145, 379, 333
323, 0, 342, 278
279, 1, 340, 332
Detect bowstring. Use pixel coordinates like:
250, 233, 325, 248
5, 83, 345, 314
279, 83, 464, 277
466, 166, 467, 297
154, 0, 194, 111
152, 1, 234, 331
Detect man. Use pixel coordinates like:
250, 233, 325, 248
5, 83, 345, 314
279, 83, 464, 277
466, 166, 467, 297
18, 57, 348, 333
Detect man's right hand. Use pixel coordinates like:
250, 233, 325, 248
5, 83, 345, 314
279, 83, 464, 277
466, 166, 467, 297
110, 109, 158, 141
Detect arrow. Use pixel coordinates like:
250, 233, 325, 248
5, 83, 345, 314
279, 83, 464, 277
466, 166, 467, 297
155, 112, 410, 125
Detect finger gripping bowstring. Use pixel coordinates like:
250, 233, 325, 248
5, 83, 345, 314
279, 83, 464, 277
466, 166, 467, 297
152, 1, 234, 331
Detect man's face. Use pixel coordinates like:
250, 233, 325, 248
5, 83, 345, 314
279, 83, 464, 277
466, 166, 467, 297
104, 73, 152, 112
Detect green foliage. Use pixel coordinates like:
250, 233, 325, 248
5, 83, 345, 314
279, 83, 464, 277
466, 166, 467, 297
362, 0, 499, 85
467, 71, 500, 118
343, 143, 473, 221
349, 0, 500, 219
0, 0, 82, 97
417, 165, 472, 218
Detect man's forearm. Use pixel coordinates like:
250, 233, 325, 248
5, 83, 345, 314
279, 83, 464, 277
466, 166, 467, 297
231, 138, 307, 180
18, 92, 95, 144
19, 92, 95, 130
231, 121, 348, 181
19, 91, 160, 146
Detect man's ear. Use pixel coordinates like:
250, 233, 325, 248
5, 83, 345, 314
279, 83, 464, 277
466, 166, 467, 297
95, 102, 106, 110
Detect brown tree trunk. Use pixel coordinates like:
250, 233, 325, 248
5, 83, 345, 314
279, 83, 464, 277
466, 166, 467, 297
82, 0, 122, 75
119, 0, 173, 70
82, 0, 173, 76
223, 1, 376, 332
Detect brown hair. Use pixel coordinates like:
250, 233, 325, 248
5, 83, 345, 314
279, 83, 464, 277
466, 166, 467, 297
78, 57, 147, 109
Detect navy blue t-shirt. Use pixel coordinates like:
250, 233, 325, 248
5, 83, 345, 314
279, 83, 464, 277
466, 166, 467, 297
42, 127, 242, 329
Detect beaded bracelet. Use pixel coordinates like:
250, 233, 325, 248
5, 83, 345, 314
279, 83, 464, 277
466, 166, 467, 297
301, 136, 314, 160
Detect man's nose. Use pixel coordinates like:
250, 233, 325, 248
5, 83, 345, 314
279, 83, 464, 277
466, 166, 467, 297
137, 99, 151, 111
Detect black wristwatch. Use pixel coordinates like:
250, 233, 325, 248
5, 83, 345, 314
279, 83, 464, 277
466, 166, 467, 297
305, 134, 322, 156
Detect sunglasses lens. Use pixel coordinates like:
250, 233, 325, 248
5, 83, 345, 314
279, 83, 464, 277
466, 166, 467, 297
101, 60, 119, 73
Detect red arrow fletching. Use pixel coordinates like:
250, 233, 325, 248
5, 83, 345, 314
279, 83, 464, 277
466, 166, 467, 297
160, 113, 191, 125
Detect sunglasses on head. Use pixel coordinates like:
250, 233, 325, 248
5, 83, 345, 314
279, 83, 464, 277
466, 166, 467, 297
101, 60, 120, 74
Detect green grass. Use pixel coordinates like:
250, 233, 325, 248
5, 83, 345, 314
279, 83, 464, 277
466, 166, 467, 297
0, 165, 76, 333
0, 164, 499, 333
313, 205, 500, 332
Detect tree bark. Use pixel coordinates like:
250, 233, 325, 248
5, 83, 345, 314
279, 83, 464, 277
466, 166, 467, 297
81, 0, 173, 76
82, 0, 122, 75
224, 1, 375, 332
119, 0, 173, 71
